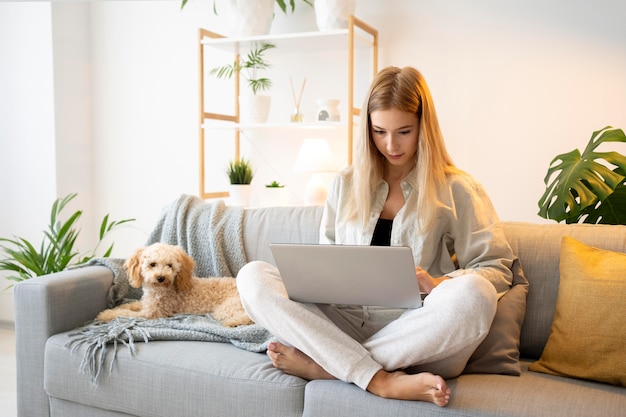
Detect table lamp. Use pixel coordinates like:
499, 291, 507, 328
294, 138, 338, 206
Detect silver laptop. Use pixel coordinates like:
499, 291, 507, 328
269, 243, 423, 309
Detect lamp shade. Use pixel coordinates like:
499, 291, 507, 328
294, 138, 337, 173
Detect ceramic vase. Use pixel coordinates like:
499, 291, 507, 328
228, 0, 275, 37
239, 94, 271, 124
314, 0, 356, 31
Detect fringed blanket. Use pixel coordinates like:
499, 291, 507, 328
66, 195, 274, 385
67, 315, 273, 385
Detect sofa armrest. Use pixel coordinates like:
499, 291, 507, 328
14, 265, 113, 417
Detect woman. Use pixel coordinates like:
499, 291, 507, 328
237, 66, 514, 407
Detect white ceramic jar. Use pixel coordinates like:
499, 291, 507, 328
316, 99, 340, 122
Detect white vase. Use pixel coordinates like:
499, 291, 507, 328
239, 94, 271, 124
314, 0, 356, 31
262, 187, 290, 207
228, 0, 275, 37
228, 184, 252, 207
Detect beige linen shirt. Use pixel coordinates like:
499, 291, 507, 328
320, 168, 514, 298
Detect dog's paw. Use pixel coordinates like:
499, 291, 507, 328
121, 300, 142, 312
96, 309, 117, 322
222, 314, 254, 327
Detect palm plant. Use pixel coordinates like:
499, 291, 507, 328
210, 42, 276, 95
538, 126, 626, 224
0, 193, 135, 286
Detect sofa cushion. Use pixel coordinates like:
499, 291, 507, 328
45, 332, 307, 417
529, 237, 626, 386
302, 361, 626, 417
243, 206, 324, 264
463, 257, 528, 375
502, 222, 626, 359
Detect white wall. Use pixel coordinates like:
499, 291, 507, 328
0, 2, 57, 323
1, 0, 625, 323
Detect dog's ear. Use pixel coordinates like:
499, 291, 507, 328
174, 247, 195, 292
125, 247, 145, 288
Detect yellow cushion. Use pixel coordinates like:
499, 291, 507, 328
529, 236, 626, 386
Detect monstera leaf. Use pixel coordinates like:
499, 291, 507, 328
538, 126, 626, 224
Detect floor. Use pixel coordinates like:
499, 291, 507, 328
0, 324, 16, 417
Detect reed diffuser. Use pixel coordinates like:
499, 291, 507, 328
289, 76, 306, 122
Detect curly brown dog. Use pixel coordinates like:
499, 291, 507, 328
97, 243, 253, 327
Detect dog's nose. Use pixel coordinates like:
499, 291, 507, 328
157, 276, 165, 283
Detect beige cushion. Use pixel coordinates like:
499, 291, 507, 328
463, 258, 528, 375
529, 237, 626, 386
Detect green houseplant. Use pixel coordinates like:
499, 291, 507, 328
226, 158, 254, 206
211, 42, 276, 123
180, 0, 313, 39
210, 42, 276, 96
0, 193, 135, 286
226, 158, 254, 184
265, 180, 284, 188
538, 126, 626, 224
263, 180, 288, 206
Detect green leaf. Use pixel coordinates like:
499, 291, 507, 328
1, 193, 135, 287
538, 126, 626, 223
208, 42, 275, 95
575, 171, 626, 224
100, 214, 109, 239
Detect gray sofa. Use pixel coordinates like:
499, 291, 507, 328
14, 205, 626, 417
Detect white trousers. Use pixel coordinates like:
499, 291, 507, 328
237, 260, 497, 390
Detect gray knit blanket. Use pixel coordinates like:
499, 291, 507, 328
100, 194, 249, 308
65, 195, 274, 385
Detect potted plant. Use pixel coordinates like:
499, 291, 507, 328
181, 0, 313, 37
263, 180, 289, 207
538, 126, 626, 224
266, 180, 284, 188
210, 42, 276, 124
314, 0, 356, 31
226, 158, 254, 206
0, 193, 134, 288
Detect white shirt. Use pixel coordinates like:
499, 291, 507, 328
320, 168, 514, 298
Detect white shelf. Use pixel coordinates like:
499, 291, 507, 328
202, 121, 346, 130
201, 28, 372, 53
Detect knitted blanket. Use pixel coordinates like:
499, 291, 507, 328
66, 195, 274, 385
98, 194, 249, 308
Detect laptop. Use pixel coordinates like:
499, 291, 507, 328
269, 243, 423, 309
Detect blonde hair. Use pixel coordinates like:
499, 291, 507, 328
349, 66, 459, 232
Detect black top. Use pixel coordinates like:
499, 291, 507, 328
370, 218, 393, 246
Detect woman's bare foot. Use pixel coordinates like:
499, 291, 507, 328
266, 342, 336, 381
367, 370, 451, 407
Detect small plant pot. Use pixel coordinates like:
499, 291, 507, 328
262, 187, 290, 207
239, 94, 271, 124
229, 184, 252, 207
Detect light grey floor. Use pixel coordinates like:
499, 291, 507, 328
0, 325, 16, 417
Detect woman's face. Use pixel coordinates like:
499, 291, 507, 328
370, 108, 419, 173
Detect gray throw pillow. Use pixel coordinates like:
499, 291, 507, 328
462, 257, 529, 375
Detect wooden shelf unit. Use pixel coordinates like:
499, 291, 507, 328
198, 16, 378, 199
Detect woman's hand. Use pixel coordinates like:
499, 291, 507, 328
415, 266, 449, 294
